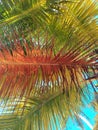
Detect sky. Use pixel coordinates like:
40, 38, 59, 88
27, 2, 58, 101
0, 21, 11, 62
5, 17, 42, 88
65, 80, 98, 130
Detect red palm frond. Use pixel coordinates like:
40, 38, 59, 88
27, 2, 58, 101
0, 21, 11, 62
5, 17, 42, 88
0, 34, 97, 99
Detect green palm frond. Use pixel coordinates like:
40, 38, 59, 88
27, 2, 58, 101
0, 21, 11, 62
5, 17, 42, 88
0, 0, 48, 36
48, 0, 98, 51
0, 0, 46, 22
0, 88, 83, 130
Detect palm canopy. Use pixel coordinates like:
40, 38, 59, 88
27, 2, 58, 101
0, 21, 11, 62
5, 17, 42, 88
0, 0, 97, 130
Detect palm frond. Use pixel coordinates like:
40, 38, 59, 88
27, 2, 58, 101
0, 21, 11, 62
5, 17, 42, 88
0, 88, 83, 130
0, 0, 97, 130
0, 0, 48, 35
48, 0, 98, 51
0, 31, 97, 129
0, 0, 46, 21
0, 32, 97, 98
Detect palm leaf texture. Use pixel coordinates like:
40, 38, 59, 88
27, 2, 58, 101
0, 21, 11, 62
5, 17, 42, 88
0, 0, 97, 129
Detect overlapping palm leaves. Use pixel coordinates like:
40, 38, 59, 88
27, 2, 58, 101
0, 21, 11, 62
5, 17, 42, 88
0, 0, 97, 130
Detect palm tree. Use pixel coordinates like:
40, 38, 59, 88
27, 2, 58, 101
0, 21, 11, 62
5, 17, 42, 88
0, 0, 97, 129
